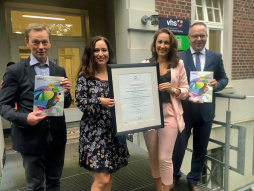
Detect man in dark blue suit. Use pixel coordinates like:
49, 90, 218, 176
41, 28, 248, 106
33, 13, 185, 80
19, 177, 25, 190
0, 23, 72, 191
172, 22, 228, 191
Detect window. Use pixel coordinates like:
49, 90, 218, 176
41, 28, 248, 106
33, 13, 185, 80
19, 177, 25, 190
195, 0, 223, 23
194, 0, 223, 53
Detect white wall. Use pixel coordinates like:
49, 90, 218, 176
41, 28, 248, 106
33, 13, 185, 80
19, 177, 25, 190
214, 80, 254, 124
114, 0, 158, 64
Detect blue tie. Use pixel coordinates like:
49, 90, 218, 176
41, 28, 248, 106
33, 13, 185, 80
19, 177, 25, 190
195, 52, 201, 71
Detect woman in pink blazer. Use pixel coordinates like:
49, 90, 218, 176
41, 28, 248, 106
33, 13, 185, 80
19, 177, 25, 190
143, 28, 189, 191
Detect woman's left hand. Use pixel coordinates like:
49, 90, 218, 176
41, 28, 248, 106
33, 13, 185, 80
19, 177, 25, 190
100, 98, 115, 109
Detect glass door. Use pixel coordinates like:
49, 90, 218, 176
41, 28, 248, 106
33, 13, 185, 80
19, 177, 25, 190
50, 42, 84, 122
57, 47, 80, 108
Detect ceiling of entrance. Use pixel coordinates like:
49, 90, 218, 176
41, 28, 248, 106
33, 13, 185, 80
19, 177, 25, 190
11, 10, 82, 37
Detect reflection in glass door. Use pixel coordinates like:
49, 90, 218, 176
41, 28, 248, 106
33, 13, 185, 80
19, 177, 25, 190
58, 48, 80, 108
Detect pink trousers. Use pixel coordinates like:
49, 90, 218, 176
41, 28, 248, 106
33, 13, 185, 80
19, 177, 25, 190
143, 102, 179, 186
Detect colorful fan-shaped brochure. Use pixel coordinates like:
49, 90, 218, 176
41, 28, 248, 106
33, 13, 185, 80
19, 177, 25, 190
189, 71, 213, 103
34, 75, 65, 116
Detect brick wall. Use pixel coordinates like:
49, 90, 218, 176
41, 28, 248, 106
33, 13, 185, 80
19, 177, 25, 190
155, 0, 191, 23
232, 0, 254, 80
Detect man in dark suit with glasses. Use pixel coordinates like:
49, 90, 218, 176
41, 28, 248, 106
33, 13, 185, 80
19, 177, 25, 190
172, 22, 228, 191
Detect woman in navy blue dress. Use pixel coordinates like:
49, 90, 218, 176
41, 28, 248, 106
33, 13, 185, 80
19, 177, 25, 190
75, 36, 129, 191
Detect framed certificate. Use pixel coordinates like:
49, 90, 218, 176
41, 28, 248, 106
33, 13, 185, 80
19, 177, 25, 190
107, 63, 164, 136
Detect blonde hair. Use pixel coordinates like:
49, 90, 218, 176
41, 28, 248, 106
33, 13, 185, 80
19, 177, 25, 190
25, 23, 51, 40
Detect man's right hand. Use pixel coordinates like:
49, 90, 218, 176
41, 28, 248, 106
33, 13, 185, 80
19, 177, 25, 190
26, 111, 46, 126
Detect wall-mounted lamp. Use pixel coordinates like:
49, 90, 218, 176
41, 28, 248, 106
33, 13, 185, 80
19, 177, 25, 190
141, 14, 162, 26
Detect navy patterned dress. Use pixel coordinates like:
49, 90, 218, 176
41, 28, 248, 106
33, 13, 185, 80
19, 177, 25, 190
75, 74, 129, 173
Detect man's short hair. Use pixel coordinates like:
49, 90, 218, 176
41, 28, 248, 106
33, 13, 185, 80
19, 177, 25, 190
189, 22, 207, 34
190, 22, 207, 29
7, 62, 15, 67
24, 23, 51, 40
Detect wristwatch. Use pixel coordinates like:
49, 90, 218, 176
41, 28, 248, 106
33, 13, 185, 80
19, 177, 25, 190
174, 88, 178, 95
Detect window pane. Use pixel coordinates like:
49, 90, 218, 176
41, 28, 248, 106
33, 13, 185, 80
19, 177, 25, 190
206, 0, 212, 7
207, 8, 214, 21
209, 30, 221, 53
197, 7, 204, 20
213, 0, 219, 8
11, 10, 82, 37
196, 0, 202, 6
214, 10, 220, 22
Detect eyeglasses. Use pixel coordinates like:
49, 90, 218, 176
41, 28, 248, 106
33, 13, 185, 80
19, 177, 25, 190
190, 34, 207, 39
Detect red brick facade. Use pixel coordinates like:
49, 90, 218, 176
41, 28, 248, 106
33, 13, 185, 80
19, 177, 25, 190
155, 0, 191, 22
156, 0, 254, 80
232, 0, 254, 80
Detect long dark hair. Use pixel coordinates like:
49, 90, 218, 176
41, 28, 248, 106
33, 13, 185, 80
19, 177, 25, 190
150, 28, 179, 68
77, 36, 116, 78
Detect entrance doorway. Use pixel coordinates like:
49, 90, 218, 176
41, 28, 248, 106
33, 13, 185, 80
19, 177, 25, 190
7, 4, 88, 122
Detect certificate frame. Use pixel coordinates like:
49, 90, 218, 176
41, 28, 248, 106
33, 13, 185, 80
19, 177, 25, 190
107, 63, 164, 136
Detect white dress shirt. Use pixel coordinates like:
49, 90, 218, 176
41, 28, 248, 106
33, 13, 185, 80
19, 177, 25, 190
190, 47, 206, 71
29, 54, 50, 76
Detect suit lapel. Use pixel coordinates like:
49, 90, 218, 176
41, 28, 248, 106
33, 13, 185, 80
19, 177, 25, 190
204, 49, 212, 71
24, 58, 36, 86
185, 49, 196, 71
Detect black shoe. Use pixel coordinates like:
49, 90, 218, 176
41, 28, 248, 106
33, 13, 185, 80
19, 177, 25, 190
173, 178, 180, 186
188, 182, 202, 191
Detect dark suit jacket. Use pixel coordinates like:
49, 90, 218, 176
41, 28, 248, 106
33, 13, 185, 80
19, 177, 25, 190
0, 57, 72, 154
179, 48, 228, 122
